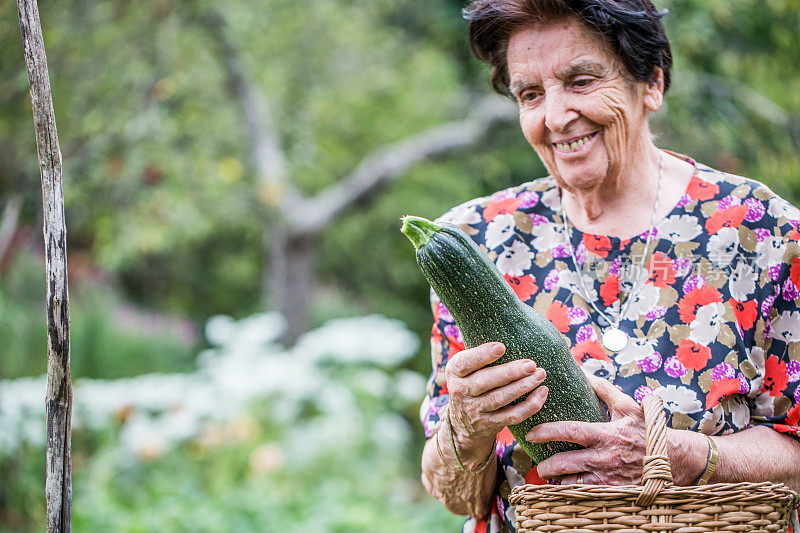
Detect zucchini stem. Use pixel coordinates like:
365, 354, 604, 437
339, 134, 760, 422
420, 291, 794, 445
400, 215, 442, 249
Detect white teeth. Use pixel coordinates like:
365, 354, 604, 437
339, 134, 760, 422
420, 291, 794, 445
556, 133, 594, 152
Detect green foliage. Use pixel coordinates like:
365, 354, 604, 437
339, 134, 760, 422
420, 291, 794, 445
2, 0, 799, 529
0, 250, 197, 380
0, 313, 460, 532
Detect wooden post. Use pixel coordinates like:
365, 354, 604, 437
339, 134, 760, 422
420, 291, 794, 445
16, 1, 72, 531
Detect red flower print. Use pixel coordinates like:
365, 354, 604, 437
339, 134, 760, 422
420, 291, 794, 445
676, 339, 712, 371
525, 465, 547, 485
678, 285, 722, 323
728, 298, 758, 330
474, 500, 501, 533
497, 426, 515, 446
788, 226, 800, 241
600, 274, 620, 306
583, 233, 613, 258
431, 325, 443, 351
505, 274, 538, 301
546, 301, 571, 333
790, 257, 800, 288
705, 205, 748, 234
763, 355, 789, 397
647, 251, 676, 288
446, 333, 464, 354
706, 377, 741, 409
686, 175, 719, 201
570, 340, 611, 364
786, 402, 800, 427
483, 197, 523, 222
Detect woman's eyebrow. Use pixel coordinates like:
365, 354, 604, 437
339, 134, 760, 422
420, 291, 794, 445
561, 60, 607, 78
508, 79, 536, 96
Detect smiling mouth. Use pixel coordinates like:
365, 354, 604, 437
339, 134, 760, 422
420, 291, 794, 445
554, 132, 597, 152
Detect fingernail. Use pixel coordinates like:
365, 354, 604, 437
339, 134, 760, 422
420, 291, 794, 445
491, 343, 505, 356
523, 360, 537, 373
534, 368, 546, 380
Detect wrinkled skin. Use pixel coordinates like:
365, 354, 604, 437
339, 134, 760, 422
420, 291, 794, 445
528, 372, 647, 484
507, 18, 666, 235
445, 342, 548, 465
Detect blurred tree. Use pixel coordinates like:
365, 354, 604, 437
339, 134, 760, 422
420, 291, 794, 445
192, 6, 515, 341
1, 0, 798, 347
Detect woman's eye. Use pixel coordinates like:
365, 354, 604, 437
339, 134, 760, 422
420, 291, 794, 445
573, 78, 593, 88
520, 91, 540, 102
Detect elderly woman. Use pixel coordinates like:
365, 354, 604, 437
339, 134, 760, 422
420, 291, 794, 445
418, 1, 800, 531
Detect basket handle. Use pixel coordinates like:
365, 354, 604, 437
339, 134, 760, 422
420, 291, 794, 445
635, 394, 673, 507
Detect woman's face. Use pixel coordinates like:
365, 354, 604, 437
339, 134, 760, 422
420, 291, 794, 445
506, 18, 663, 193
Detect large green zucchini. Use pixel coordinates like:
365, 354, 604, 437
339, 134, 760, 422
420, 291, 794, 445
401, 215, 606, 463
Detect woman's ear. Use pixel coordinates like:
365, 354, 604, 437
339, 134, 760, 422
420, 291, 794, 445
644, 67, 665, 112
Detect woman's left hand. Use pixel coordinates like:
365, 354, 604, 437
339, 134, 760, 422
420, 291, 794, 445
526, 371, 647, 485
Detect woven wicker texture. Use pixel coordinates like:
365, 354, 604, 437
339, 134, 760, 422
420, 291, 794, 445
510, 395, 800, 533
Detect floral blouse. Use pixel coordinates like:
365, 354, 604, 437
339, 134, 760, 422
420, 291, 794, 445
419, 153, 800, 533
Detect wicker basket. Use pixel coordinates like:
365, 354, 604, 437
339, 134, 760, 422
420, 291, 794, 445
510, 395, 800, 533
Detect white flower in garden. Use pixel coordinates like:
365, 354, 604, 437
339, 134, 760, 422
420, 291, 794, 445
485, 213, 516, 249
755, 236, 785, 270
0, 313, 423, 464
532, 221, 567, 251
728, 261, 757, 301
769, 310, 800, 343
689, 303, 725, 345
293, 315, 419, 366
205, 314, 237, 346
654, 385, 703, 414
706, 227, 740, 268
658, 214, 702, 243
394, 370, 427, 406
370, 413, 410, 450
353, 368, 391, 398
440, 202, 483, 225
496, 240, 533, 276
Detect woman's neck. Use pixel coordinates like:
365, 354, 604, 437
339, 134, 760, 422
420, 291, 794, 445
561, 148, 693, 239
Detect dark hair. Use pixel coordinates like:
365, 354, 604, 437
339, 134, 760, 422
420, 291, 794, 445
464, 0, 672, 96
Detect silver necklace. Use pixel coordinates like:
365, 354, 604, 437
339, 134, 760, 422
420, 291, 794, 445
560, 152, 664, 352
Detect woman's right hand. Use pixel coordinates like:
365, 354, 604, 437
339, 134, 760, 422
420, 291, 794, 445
444, 341, 548, 467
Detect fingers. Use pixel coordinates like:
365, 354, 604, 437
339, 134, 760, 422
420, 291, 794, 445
493, 384, 549, 425
466, 358, 540, 397
479, 368, 547, 411
534, 448, 592, 480
446, 342, 506, 379
526, 419, 607, 447
583, 370, 639, 416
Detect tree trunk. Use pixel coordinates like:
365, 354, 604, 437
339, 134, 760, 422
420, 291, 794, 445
16, 1, 72, 531
268, 225, 318, 344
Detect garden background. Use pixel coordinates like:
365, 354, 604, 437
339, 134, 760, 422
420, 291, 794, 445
1, 0, 799, 530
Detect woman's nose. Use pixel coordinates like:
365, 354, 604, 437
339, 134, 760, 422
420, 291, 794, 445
543, 92, 579, 133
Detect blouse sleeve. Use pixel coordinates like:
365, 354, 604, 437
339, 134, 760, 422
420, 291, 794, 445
748, 217, 800, 438
419, 288, 465, 438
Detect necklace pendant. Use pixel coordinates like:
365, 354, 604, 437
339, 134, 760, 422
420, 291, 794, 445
602, 327, 629, 352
